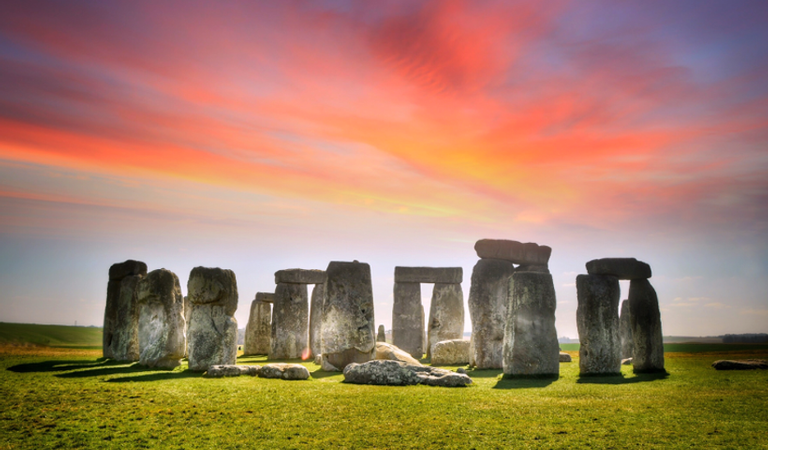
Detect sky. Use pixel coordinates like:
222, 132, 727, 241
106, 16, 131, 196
0, 0, 768, 338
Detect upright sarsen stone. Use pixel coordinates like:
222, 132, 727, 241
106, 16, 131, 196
271, 283, 309, 359
576, 274, 621, 376
392, 281, 424, 359
502, 272, 560, 377
104, 260, 147, 361
320, 261, 376, 370
468, 258, 515, 368
619, 299, 634, 360
426, 283, 464, 357
376, 325, 386, 343
628, 279, 665, 373
186, 267, 238, 371
137, 269, 185, 368
308, 283, 325, 358
244, 294, 273, 356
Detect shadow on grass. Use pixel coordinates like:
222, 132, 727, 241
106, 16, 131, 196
310, 369, 343, 379
577, 371, 670, 385
464, 369, 504, 378
493, 376, 557, 389
107, 370, 203, 383
54, 362, 162, 379
8, 358, 131, 373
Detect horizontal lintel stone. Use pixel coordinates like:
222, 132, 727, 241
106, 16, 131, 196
394, 267, 463, 284
474, 239, 551, 265
274, 269, 326, 285
585, 258, 651, 280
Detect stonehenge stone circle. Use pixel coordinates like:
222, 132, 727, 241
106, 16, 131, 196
394, 267, 463, 284
375, 341, 422, 366
320, 261, 376, 370
136, 269, 186, 369
619, 299, 634, 359
502, 272, 560, 377
628, 279, 665, 373
274, 268, 326, 285
376, 324, 386, 342
468, 258, 515, 368
104, 260, 147, 361
343, 360, 473, 387
586, 258, 652, 280
427, 282, 464, 357
186, 267, 239, 371
392, 281, 425, 359
430, 339, 470, 365
576, 274, 622, 376
475, 239, 552, 273
271, 282, 309, 359
308, 283, 325, 358
244, 293, 273, 356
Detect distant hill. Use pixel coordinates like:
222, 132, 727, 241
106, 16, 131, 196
0, 322, 103, 348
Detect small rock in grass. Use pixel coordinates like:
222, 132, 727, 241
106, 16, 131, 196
259, 363, 310, 380
711, 359, 767, 370
559, 352, 572, 363
205, 365, 260, 378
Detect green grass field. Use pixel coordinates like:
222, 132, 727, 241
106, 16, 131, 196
0, 322, 102, 349
0, 328, 767, 449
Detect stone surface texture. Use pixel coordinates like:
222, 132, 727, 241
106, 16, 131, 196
205, 365, 260, 378
343, 360, 472, 387
259, 363, 311, 380
430, 339, 470, 365
711, 360, 767, 370
502, 272, 560, 377
255, 292, 275, 303
474, 239, 552, 266
576, 274, 622, 375
274, 269, 326, 285
628, 279, 665, 373
271, 283, 308, 359
619, 299, 634, 359
586, 258, 652, 280
376, 325, 386, 342
104, 260, 147, 360
392, 281, 425, 359
186, 267, 239, 371
468, 258, 515, 368
559, 352, 572, 362
374, 342, 422, 366
308, 283, 325, 359
108, 260, 148, 283
244, 298, 271, 355
320, 261, 376, 370
394, 267, 463, 284
427, 283, 465, 357
136, 269, 186, 368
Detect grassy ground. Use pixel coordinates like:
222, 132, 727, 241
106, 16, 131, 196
0, 343, 766, 449
0, 323, 102, 349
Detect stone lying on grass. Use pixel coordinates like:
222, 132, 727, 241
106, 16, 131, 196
205, 365, 260, 377
711, 359, 767, 370
375, 342, 422, 366
259, 363, 310, 380
559, 352, 572, 363
343, 360, 472, 387
431, 339, 470, 365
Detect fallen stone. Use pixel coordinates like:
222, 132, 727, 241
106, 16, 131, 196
205, 365, 260, 378
259, 363, 310, 380
503, 272, 560, 377
619, 299, 634, 359
456, 367, 467, 374
308, 283, 325, 358
621, 358, 633, 365
427, 283, 464, 357
375, 342, 422, 366
244, 297, 271, 356
108, 260, 148, 281
468, 258, 515, 368
394, 267, 462, 284
560, 352, 572, 363
474, 239, 552, 266
376, 324, 386, 342
576, 274, 621, 376
586, 258, 651, 280
711, 360, 767, 370
186, 267, 239, 371
343, 360, 472, 387
431, 339, 470, 365
392, 281, 425, 359
137, 269, 186, 369
629, 279, 665, 373
271, 282, 308, 359
274, 269, 326, 285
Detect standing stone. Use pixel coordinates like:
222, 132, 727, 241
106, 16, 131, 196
392, 281, 424, 359
271, 283, 308, 359
628, 279, 665, 373
244, 294, 273, 356
468, 258, 515, 368
183, 296, 191, 358
576, 274, 621, 376
186, 267, 238, 371
137, 269, 185, 368
502, 272, 560, 377
426, 283, 464, 357
320, 261, 376, 370
308, 283, 325, 359
377, 325, 386, 342
619, 299, 634, 359
104, 260, 147, 361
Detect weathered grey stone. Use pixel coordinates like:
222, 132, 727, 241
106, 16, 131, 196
576, 274, 621, 376
394, 267, 463, 284
108, 260, 148, 281
136, 269, 185, 369
274, 269, 326, 285
619, 299, 634, 359
515, 263, 550, 274
186, 267, 238, 371
502, 272, 560, 377
314, 354, 322, 365
628, 279, 665, 373
468, 258, 515, 368
375, 342, 422, 366
559, 352, 572, 362
391, 281, 424, 359
320, 261, 376, 371
205, 365, 260, 377
259, 363, 310, 380
376, 325, 386, 342
244, 298, 271, 356
104, 260, 147, 360
474, 239, 552, 266
711, 359, 767, 370
271, 283, 308, 359
586, 258, 651, 280
431, 339, 470, 365
183, 296, 191, 358
255, 292, 275, 303
456, 367, 467, 374
343, 360, 472, 387
427, 283, 464, 357
308, 283, 325, 359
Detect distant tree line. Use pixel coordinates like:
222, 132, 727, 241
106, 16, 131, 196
721, 333, 767, 343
